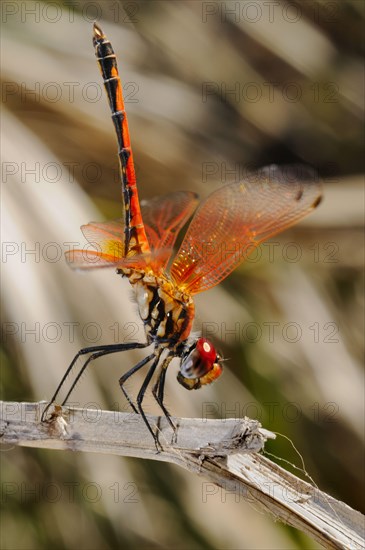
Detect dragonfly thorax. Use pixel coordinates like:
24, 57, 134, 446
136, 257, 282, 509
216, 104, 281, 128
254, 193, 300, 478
123, 269, 224, 390
128, 270, 195, 346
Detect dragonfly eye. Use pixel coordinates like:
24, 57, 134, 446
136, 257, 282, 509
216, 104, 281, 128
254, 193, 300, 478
177, 338, 223, 390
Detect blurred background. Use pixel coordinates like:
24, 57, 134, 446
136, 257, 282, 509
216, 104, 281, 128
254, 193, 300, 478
1, 1, 364, 548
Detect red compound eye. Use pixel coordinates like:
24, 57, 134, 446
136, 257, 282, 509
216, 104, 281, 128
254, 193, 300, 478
179, 338, 218, 380
178, 338, 223, 390
196, 338, 217, 364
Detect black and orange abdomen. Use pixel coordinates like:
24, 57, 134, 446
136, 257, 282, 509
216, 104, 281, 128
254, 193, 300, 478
93, 23, 150, 259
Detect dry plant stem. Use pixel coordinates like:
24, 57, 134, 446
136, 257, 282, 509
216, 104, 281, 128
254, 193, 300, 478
1, 401, 364, 550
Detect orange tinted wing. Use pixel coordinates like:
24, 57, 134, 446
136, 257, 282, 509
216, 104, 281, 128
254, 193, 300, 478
141, 191, 198, 267
66, 219, 175, 271
81, 220, 125, 260
66, 249, 124, 269
65, 248, 172, 270
66, 219, 126, 269
67, 190, 197, 272
170, 165, 322, 295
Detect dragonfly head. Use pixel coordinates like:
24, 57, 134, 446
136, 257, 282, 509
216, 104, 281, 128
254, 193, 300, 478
177, 338, 223, 390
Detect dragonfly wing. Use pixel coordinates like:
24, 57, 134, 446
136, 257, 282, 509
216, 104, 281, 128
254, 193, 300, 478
67, 190, 198, 272
65, 248, 172, 270
141, 191, 198, 267
65, 249, 125, 269
66, 219, 145, 269
170, 165, 322, 295
81, 220, 125, 260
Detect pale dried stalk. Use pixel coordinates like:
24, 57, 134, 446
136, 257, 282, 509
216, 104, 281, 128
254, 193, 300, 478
1, 401, 363, 550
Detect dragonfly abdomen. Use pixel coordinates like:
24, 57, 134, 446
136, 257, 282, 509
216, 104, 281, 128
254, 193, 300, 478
93, 23, 150, 259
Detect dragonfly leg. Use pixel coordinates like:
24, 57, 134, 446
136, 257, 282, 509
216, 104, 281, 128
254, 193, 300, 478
135, 352, 164, 451
41, 342, 149, 422
152, 356, 176, 433
118, 353, 156, 414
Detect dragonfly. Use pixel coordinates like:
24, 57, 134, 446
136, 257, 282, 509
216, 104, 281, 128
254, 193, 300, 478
42, 23, 322, 448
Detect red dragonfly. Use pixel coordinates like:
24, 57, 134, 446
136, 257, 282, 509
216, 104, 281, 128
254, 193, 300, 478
43, 23, 322, 447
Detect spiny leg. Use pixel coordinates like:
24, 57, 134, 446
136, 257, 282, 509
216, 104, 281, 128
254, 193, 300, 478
42, 342, 148, 421
119, 353, 156, 414
152, 355, 176, 432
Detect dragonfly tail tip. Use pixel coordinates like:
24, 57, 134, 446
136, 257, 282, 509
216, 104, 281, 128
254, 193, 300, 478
93, 22, 104, 40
